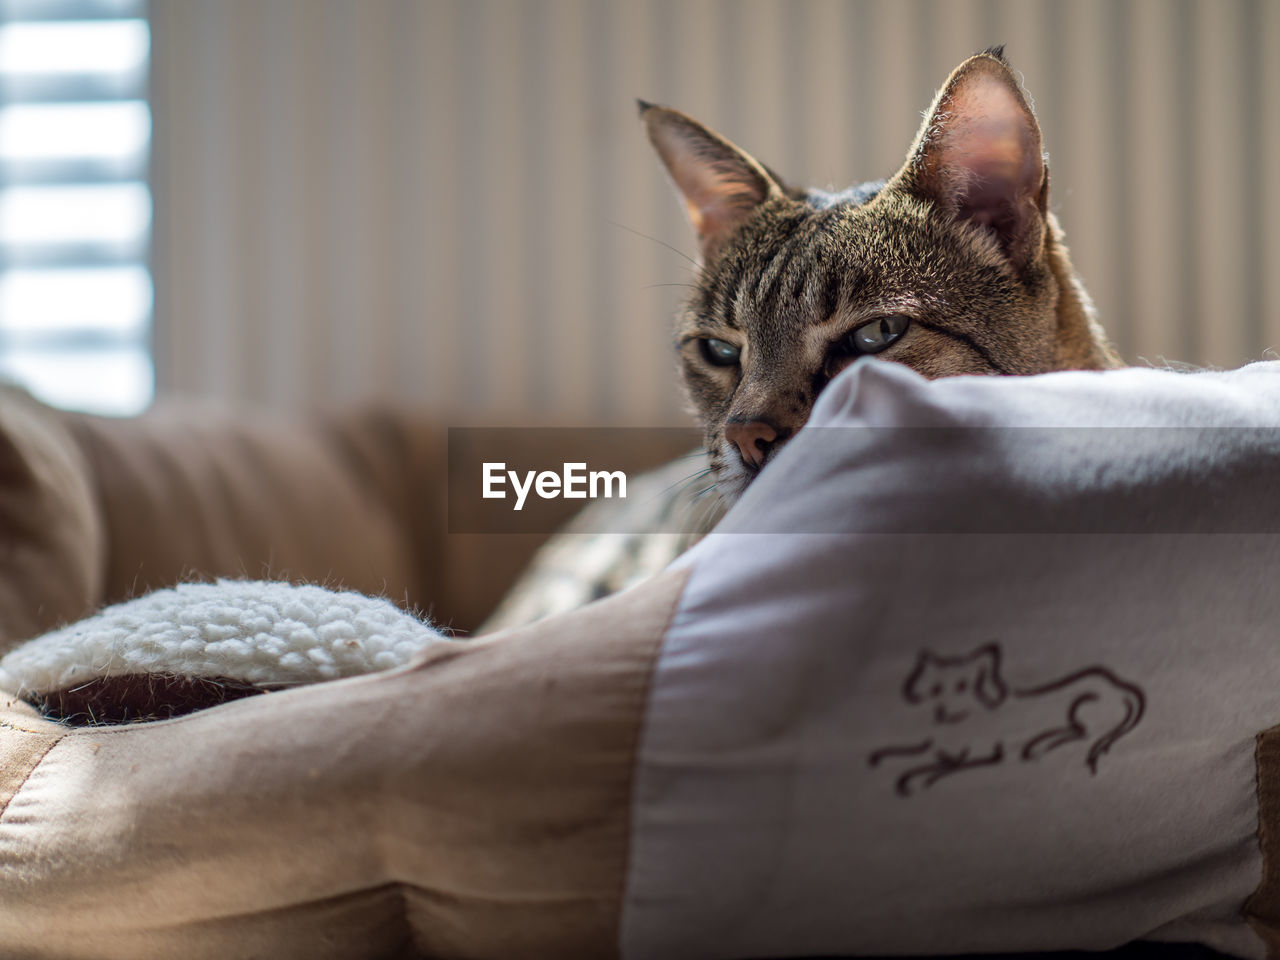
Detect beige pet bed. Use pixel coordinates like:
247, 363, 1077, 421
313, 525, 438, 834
4, 360, 1280, 958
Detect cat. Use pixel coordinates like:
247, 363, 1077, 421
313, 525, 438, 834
483, 47, 1125, 631
640, 45, 1122, 505
868, 643, 1146, 797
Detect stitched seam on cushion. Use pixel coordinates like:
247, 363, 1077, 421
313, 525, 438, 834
0, 729, 65, 821
612, 567, 691, 958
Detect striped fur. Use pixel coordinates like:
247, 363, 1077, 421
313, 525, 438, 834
643, 48, 1122, 503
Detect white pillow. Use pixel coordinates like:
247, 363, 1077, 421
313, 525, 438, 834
623, 359, 1280, 959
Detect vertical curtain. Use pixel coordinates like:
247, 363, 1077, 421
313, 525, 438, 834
149, 0, 1279, 422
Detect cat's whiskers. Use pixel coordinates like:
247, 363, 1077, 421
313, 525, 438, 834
689, 480, 720, 502
605, 218, 699, 267
683, 472, 716, 501
688, 483, 727, 528
656, 465, 713, 501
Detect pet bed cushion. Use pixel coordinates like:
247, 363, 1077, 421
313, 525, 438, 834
0, 580, 449, 722
0, 571, 685, 960
5, 360, 1280, 958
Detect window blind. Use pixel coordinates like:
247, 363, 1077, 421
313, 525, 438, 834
0, 0, 151, 415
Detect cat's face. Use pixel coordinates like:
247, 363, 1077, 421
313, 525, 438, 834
904, 645, 1008, 724
643, 49, 1121, 503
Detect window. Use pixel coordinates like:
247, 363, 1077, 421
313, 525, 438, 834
0, 0, 151, 415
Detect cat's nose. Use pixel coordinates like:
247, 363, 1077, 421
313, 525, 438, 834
724, 419, 778, 469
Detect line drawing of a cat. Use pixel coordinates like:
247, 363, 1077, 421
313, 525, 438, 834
868, 643, 1146, 797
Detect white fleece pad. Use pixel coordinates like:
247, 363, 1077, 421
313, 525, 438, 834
0, 580, 448, 697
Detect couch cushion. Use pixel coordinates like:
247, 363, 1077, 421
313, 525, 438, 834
62, 406, 421, 613
0, 386, 102, 651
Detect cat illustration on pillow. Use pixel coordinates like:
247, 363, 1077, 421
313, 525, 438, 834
869, 643, 1146, 797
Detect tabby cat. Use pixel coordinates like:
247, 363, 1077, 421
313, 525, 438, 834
483, 47, 1123, 631
641, 46, 1121, 503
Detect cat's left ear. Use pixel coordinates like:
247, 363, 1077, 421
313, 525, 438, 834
640, 101, 787, 262
894, 48, 1047, 273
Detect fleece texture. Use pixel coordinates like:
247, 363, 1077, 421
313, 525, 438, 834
0, 579, 448, 698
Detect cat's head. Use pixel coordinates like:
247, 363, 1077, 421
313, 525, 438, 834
904, 644, 1008, 724
641, 48, 1121, 502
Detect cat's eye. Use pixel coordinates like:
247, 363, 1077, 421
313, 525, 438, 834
699, 337, 741, 367
847, 315, 910, 355
824, 315, 910, 378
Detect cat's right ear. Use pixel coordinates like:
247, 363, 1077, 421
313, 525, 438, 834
639, 101, 784, 262
970, 643, 1008, 709
893, 49, 1048, 273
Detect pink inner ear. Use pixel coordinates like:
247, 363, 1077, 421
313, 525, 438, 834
937, 73, 1041, 212
652, 124, 771, 251
686, 168, 765, 237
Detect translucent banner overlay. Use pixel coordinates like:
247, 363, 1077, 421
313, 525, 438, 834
447, 426, 1280, 535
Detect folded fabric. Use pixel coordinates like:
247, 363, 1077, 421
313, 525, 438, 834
0, 572, 681, 960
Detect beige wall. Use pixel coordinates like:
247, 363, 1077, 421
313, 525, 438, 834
149, 0, 1280, 424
